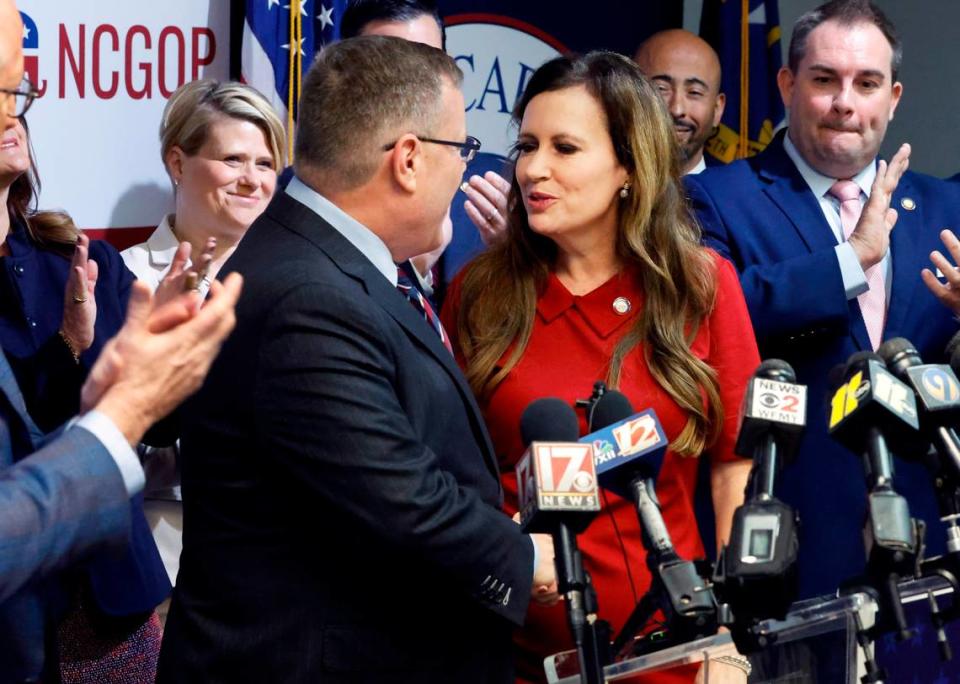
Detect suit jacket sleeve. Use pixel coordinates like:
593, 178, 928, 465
688, 175, 853, 346
0, 424, 131, 603
254, 282, 534, 625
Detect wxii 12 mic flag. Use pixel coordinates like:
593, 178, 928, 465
700, 0, 785, 163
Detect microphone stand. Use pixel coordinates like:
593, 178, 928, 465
839, 431, 922, 682
611, 476, 718, 659
554, 524, 605, 684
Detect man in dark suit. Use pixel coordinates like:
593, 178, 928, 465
158, 36, 556, 683
687, 0, 960, 599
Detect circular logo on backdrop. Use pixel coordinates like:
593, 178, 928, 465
442, 17, 564, 276
445, 16, 565, 159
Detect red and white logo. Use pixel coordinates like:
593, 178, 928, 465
611, 414, 663, 456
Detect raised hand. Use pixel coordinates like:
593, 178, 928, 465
81, 273, 243, 445
60, 233, 98, 356
922, 229, 960, 315
848, 142, 911, 270
154, 236, 217, 311
462, 171, 511, 245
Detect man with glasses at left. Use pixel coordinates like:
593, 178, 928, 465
0, 1, 244, 680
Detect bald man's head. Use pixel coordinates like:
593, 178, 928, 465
0, 0, 24, 128
634, 29, 725, 173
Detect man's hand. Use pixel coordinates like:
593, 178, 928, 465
848, 143, 911, 270
60, 233, 98, 354
462, 171, 511, 245
81, 272, 243, 445
531, 532, 560, 606
922, 228, 960, 315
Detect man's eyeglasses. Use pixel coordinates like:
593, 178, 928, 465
0, 77, 39, 118
382, 135, 482, 163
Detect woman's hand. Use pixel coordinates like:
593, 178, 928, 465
155, 237, 217, 311
462, 171, 511, 245
60, 233, 98, 355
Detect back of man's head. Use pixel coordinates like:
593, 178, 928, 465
340, 0, 445, 49
789, 0, 901, 80
294, 35, 461, 193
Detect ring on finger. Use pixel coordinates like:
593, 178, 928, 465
72, 293, 88, 304
485, 213, 496, 222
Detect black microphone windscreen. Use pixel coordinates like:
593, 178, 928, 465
827, 363, 847, 390
878, 337, 917, 365
520, 398, 580, 446
947, 330, 960, 361
756, 358, 796, 383
590, 390, 634, 432
845, 350, 883, 371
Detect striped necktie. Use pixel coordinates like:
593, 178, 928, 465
396, 267, 453, 354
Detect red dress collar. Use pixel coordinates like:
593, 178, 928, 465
536, 267, 642, 339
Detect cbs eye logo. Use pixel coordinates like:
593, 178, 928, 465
572, 471, 595, 493
759, 392, 780, 408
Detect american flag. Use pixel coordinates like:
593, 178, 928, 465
241, 0, 346, 160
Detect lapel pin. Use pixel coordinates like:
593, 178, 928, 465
900, 197, 916, 211
612, 297, 631, 315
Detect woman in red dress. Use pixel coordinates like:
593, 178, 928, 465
442, 52, 759, 683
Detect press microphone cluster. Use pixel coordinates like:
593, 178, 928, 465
827, 349, 922, 653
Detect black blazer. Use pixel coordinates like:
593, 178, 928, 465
158, 192, 534, 683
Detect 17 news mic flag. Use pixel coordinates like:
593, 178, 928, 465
700, 0, 785, 163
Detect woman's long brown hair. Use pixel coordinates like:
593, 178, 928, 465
453, 52, 723, 457
7, 119, 79, 255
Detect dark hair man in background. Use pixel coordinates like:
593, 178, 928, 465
634, 29, 726, 176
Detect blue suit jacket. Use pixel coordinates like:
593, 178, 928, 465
0, 348, 131, 680
686, 131, 960, 598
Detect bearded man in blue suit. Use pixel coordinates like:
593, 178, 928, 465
687, 0, 960, 598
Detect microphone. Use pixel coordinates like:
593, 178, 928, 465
517, 398, 600, 534
580, 399, 668, 501
879, 337, 960, 555
828, 351, 922, 640
588, 391, 718, 657
828, 351, 921, 487
517, 398, 603, 684
715, 360, 804, 649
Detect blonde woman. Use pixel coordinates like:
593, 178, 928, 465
122, 79, 284, 595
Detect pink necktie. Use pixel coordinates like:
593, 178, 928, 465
828, 179, 885, 350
